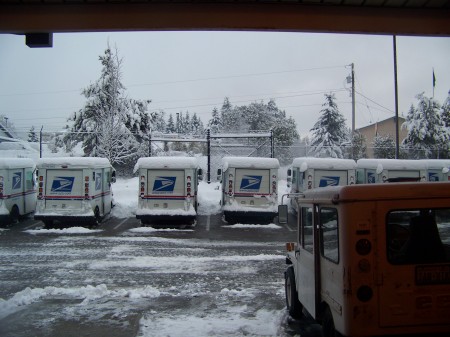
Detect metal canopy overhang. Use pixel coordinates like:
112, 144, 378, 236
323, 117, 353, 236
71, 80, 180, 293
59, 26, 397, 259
0, 1, 449, 37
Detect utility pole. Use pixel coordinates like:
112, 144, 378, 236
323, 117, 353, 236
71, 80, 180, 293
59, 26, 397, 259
393, 36, 400, 159
351, 63, 355, 134
346, 64, 356, 135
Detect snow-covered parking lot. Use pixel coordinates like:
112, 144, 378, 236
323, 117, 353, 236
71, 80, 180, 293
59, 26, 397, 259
0, 179, 322, 337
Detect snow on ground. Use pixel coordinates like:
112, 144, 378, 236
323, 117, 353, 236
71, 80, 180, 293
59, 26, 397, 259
25, 227, 103, 235
0, 159, 292, 336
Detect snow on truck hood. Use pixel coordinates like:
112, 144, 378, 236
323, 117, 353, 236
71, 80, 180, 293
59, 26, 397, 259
133, 157, 199, 172
220, 157, 279, 171
35, 157, 112, 169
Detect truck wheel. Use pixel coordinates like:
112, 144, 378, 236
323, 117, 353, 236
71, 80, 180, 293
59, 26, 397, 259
93, 207, 101, 226
322, 306, 342, 337
285, 266, 303, 319
10, 205, 20, 224
43, 220, 54, 228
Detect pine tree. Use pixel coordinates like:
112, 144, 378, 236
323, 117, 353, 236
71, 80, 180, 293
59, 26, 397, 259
309, 93, 348, 158
28, 126, 39, 143
402, 93, 449, 159
63, 45, 152, 165
166, 114, 176, 133
373, 134, 396, 159
208, 107, 222, 134
220, 97, 238, 132
345, 130, 367, 160
442, 90, 450, 129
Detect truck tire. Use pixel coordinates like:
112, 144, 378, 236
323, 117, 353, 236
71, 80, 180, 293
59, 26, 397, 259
322, 306, 342, 337
10, 205, 20, 224
43, 220, 54, 228
93, 207, 101, 227
285, 266, 303, 319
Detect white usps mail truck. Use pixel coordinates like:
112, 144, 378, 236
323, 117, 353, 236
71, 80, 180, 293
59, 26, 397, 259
356, 159, 427, 184
0, 158, 36, 225
287, 157, 357, 193
34, 157, 115, 227
423, 159, 450, 182
217, 156, 279, 223
134, 157, 202, 226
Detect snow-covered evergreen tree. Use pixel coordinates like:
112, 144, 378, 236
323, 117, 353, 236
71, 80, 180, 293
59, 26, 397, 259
166, 114, 176, 133
345, 130, 367, 160
208, 107, 222, 134
28, 126, 39, 143
153, 111, 167, 133
402, 93, 449, 159
220, 97, 239, 132
308, 93, 348, 158
442, 90, 450, 130
373, 134, 396, 159
191, 113, 204, 135
64, 45, 153, 165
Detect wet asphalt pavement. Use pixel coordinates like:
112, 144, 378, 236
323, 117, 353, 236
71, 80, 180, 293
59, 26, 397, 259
0, 213, 324, 337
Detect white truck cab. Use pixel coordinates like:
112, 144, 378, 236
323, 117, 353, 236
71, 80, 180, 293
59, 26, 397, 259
356, 158, 427, 183
34, 157, 115, 227
134, 156, 202, 227
284, 182, 450, 337
0, 158, 36, 225
217, 156, 279, 224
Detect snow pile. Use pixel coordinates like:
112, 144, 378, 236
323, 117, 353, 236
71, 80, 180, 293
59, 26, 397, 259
88, 254, 283, 274
0, 284, 161, 320
111, 177, 138, 218
222, 223, 281, 229
26, 227, 102, 235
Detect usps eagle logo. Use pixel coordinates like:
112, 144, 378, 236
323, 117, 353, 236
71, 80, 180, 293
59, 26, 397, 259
428, 172, 439, 182
240, 175, 262, 192
153, 176, 176, 193
51, 177, 75, 193
319, 176, 340, 187
12, 172, 22, 190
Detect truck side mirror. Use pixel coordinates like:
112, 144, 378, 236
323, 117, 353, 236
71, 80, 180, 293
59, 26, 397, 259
111, 170, 116, 183
278, 204, 288, 224
217, 168, 222, 181
198, 168, 203, 181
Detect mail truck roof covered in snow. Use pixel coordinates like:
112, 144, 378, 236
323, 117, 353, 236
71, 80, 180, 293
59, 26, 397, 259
0, 158, 36, 225
34, 157, 114, 227
356, 158, 427, 183
134, 156, 199, 171
134, 156, 201, 227
218, 156, 280, 223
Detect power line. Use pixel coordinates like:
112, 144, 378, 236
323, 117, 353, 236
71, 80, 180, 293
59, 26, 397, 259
0, 64, 347, 97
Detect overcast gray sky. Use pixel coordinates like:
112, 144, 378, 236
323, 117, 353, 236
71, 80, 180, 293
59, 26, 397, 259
0, 31, 449, 138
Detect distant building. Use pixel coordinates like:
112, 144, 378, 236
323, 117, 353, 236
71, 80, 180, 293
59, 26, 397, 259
357, 116, 407, 158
